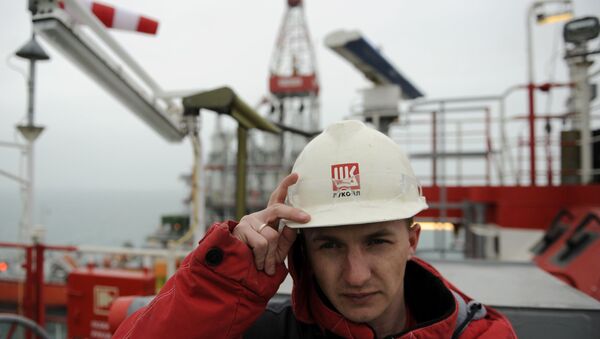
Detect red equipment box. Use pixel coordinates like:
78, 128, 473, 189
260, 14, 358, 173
67, 267, 155, 339
533, 207, 600, 301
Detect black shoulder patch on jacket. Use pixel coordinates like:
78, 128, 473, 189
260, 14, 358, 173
244, 294, 333, 338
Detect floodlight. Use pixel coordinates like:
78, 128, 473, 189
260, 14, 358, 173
537, 12, 573, 25
564, 16, 600, 45
534, 1, 573, 25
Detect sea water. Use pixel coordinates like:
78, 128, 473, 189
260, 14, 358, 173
0, 187, 187, 247
0, 188, 458, 259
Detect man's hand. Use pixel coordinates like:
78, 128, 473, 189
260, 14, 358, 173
233, 173, 310, 275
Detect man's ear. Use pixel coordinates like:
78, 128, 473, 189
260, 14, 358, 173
408, 223, 421, 258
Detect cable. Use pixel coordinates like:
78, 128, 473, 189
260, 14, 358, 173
6, 54, 30, 127
5, 54, 28, 82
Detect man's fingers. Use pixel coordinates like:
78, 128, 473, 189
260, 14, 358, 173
243, 229, 269, 271
265, 203, 310, 224
233, 217, 283, 274
275, 226, 298, 263
261, 227, 280, 275
233, 176, 310, 275
268, 173, 299, 206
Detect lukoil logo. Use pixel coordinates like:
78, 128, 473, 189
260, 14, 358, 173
331, 163, 361, 198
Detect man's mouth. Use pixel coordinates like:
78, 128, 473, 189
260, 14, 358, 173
341, 292, 378, 304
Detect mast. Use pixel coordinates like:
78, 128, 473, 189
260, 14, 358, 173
268, 0, 320, 167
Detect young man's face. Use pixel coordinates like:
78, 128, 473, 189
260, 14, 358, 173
303, 220, 420, 324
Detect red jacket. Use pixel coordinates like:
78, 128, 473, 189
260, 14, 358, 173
114, 222, 516, 338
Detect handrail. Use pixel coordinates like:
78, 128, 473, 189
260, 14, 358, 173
0, 313, 50, 339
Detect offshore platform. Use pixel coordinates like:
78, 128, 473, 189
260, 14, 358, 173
204, 0, 320, 225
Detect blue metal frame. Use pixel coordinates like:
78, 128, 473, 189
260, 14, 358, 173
328, 33, 424, 99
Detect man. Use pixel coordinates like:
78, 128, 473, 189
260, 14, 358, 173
114, 120, 516, 338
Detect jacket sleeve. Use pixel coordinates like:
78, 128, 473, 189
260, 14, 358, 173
113, 221, 288, 339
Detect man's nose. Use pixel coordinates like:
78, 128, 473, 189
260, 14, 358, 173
342, 248, 371, 287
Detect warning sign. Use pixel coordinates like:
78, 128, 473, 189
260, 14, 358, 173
93, 285, 119, 316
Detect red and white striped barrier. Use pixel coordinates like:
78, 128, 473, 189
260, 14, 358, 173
59, 0, 159, 35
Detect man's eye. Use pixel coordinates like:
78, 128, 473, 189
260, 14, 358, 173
319, 242, 340, 249
367, 239, 388, 246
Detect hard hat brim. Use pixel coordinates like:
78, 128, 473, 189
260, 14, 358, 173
284, 197, 428, 229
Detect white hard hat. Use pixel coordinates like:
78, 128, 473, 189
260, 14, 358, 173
286, 120, 427, 228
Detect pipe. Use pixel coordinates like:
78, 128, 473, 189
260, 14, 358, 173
0, 141, 27, 150
409, 95, 500, 108
0, 169, 28, 185
236, 126, 248, 220
527, 83, 537, 186
526, 3, 537, 186
62, 0, 174, 106
485, 108, 491, 186
431, 111, 437, 187
34, 244, 45, 327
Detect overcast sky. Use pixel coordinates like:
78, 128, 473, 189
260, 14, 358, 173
1, 0, 599, 195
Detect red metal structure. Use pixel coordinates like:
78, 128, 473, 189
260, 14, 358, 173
0, 242, 156, 337
0, 242, 76, 332
269, 0, 319, 97
421, 186, 600, 230
269, 74, 318, 96
405, 79, 600, 300
67, 267, 154, 338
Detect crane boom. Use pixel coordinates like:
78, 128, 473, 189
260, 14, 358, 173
325, 29, 424, 100
31, 0, 185, 142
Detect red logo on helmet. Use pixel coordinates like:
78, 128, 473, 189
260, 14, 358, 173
331, 163, 360, 192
